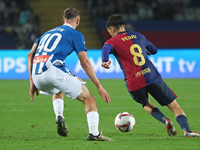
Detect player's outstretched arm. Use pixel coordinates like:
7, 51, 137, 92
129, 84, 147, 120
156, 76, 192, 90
101, 44, 113, 69
27, 43, 39, 101
77, 51, 111, 103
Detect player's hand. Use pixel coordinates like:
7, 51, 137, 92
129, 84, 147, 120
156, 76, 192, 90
97, 86, 111, 103
101, 60, 111, 69
29, 82, 39, 101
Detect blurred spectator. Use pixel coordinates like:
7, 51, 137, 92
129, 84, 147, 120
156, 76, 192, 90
189, 0, 200, 7
85, 0, 196, 21
173, 0, 185, 14
117, 0, 127, 14
159, 0, 174, 20
138, 3, 154, 20
0, 0, 40, 49
84, 0, 198, 44
9, 1, 20, 25
95, 4, 107, 19
18, 2, 31, 25
126, 0, 138, 14
105, 2, 117, 16
29, 12, 40, 28
1, 8, 12, 26
0, 0, 6, 13
3, 0, 11, 7
149, 0, 161, 20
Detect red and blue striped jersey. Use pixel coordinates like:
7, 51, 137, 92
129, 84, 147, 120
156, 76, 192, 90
102, 31, 162, 91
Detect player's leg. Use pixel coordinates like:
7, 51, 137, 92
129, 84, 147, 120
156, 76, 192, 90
77, 85, 113, 141
143, 100, 177, 136
77, 85, 99, 136
143, 100, 168, 124
129, 87, 170, 125
130, 83, 177, 136
52, 91, 65, 119
143, 100, 156, 114
52, 92, 68, 137
77, 84, 98, 114
32, 67, 68, 137
54, 68, 112, 140
147, 81, 179, 136
167, 100, 200, 137
148, 81, 200, 137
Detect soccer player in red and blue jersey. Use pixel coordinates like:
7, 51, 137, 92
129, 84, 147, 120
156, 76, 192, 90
101, 14, 200, 137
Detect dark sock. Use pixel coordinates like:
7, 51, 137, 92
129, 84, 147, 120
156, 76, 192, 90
151, 107, 167, 124
176, 115, 191, 132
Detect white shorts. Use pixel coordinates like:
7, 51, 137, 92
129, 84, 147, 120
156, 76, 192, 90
32, 65, 86, 99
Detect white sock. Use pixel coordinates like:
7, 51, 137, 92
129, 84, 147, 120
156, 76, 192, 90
52, 99, 64, 120
86, 111, 99, 136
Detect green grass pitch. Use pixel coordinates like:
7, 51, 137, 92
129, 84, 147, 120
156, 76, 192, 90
0, 79, 200, 150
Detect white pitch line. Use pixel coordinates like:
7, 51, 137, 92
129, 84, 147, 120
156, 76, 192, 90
1, 105, 200, 112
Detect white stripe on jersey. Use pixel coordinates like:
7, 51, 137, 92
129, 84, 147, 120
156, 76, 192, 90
37, 52, 47, 74
32, 53, 39, 75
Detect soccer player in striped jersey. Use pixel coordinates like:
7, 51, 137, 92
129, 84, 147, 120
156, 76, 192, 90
27, 7, 112, 141
101, 14, 200, 137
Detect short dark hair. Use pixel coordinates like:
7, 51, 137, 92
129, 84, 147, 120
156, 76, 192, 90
106, 14, 124, 29
63, 7, 80, 19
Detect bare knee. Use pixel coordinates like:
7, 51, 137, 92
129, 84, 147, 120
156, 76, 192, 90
82, 94, 97, 105
77, 85, 98, 113
79, 93, 98, 114
77, 86, 96, 104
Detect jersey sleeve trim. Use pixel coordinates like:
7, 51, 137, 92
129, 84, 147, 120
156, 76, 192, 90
102, 44, 114, 62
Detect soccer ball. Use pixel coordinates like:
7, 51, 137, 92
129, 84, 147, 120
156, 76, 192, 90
114, 112, 135, 132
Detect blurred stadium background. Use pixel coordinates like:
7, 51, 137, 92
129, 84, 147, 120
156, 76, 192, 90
0, 0, 200, 80
1, 0, 200, 49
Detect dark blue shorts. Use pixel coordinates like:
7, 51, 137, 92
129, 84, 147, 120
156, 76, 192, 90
128, 80, 177, 106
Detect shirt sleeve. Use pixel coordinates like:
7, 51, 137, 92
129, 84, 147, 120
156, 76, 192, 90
72, 31, 87, 53
34, 38, 40, 44
141, 34, 157, 55
146, 44, 157, 55
102, 44, 113, 62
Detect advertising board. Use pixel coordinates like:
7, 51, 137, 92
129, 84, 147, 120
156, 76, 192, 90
0, 49, 199, 79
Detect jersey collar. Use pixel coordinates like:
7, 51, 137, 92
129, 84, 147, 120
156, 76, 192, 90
63, 23, 73, 28
117, 31, 127, 35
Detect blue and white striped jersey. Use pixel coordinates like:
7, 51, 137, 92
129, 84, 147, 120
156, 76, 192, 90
32, 24, 87, 75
